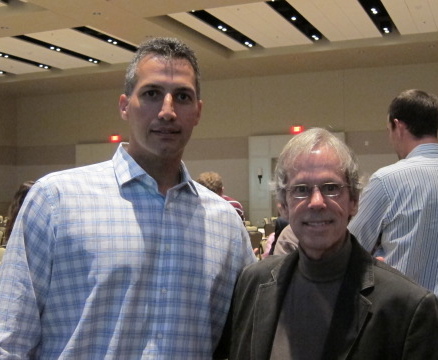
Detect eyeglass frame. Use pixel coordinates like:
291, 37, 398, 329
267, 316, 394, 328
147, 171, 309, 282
286, 182, 351, 199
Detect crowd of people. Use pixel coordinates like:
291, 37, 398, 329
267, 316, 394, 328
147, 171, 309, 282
0, 36, 437, 359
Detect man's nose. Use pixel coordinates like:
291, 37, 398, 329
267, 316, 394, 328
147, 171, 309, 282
159, 93, 176, 121
308, 186, 326, 208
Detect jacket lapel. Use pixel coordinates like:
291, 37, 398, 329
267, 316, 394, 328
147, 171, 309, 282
252, 253, 299, 360
322, 237, 374, 360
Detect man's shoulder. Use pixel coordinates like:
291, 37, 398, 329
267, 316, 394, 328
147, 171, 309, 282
371, 259, 432, 299
240, 254, 293, 281
372, 146, 438, 179
38, 160, 114, 186
222, 194, 243, 207
195, 184, 239, 207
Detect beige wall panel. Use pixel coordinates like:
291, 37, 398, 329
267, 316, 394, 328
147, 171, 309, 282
357, 153, 398, 185
0, 146, 16, 166
343, 63, 438, 132
0, 165, 18, 215
17, 89, 127, 147
249, 71, 345, 135
347, 130, 393, 155
184, 137, 247, 160
195, 78, 253, 139
0, 98, 17, 146
17, 145, 75, 166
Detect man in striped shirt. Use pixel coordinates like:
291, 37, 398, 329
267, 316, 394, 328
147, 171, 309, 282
349, 89, 438, 295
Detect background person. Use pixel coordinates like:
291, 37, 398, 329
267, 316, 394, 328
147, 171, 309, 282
349, 89, 438, 295
197, 171, 246, 221
0, 37, 255, 359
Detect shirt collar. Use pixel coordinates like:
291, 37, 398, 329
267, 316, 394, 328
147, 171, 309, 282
112, 143, 198, 196
406, 143, 438, 159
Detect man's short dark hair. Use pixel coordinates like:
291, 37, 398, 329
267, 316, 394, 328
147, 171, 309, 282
388, 89, 438, 138
124, 37, 201, 98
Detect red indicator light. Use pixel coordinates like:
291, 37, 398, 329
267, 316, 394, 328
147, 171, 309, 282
109, 134, 122, 143
289, 125, 304, 135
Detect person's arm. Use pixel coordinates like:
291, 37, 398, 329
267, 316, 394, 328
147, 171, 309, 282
403, 292, 438, 358
0, 182, 54, 357
348, 176, 389, 252
273, 225, 299, 255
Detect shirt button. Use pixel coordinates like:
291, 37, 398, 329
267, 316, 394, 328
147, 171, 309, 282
157, 333, 163, 339
161, 288, 167, 294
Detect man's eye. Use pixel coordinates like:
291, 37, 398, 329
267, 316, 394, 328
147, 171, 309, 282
144, 90, 158, 97
324, 184, 339, 192
295, 185, 309, 194
176, 93, 192, 102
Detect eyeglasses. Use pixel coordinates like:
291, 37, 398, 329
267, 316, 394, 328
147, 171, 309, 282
286, 183, 349, 199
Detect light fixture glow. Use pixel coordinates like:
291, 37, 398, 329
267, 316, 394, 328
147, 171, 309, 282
109, 134, 122, 143
291, 16, 297, 21
371, 7, 378, 15
290, 125, 305, 135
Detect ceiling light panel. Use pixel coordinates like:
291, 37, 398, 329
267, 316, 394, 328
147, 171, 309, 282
189, 10, 257, 48
0, 56, 47, 75
287, 0, 381, 41
382, 0, 438, 35
169, 12, 249, 51
207, 2, 311, 48
27, 28, 134, 64
0, 37, 95, 69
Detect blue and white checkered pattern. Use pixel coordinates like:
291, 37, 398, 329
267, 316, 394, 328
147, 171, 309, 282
0, 144, 256, 359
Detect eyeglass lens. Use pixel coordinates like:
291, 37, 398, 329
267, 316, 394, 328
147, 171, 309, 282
290, 183, 343, 198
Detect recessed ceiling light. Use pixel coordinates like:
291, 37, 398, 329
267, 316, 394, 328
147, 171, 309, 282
268, 0, 324, 42
74, 27, 137, 52
189, 10, 256, 48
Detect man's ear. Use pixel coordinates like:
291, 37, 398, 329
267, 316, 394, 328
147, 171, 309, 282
394, 118, 408, 130
194, 99, 203, 126
119, 94, 129, 121
394, 118, 409, 138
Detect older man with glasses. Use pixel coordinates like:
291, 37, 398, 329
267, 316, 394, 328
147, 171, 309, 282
215, 127, 438, 360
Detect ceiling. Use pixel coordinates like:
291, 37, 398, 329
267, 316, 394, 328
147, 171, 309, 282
1, 0, 438, 96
